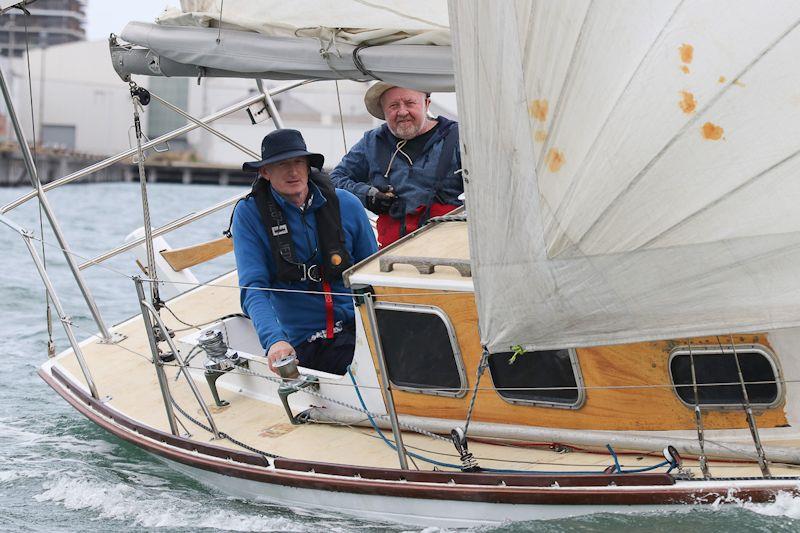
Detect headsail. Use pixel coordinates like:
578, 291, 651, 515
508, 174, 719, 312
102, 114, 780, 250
451, 0, 800, 352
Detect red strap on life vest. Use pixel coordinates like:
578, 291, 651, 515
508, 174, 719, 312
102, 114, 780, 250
322, 280, 334, 339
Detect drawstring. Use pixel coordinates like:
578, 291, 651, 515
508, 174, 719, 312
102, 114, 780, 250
383, 140, 412, 178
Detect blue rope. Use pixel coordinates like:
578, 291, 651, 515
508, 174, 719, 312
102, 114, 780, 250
345, 367, 640, 476
607, 444, 622, 473
606, 444, 673, 474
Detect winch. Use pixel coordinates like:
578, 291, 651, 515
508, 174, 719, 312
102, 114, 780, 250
274, 354, 318, 424
198, 329, 246, 407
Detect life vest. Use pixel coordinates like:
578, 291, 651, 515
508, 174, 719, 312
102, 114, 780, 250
250, 170, 352, 284
248, 170, 352, 341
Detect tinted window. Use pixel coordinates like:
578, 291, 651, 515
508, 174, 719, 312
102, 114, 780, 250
670, 347, 779, 406
375, 306, 464, 396
489, 349, 582, 407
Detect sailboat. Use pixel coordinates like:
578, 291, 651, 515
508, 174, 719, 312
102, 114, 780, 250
3, 0, 800, 527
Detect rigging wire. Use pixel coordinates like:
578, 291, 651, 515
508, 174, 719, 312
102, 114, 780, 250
215, 0, 225, 44
129, 83, 161, 306
334, 80, 348, 155
22, 11, 55, 357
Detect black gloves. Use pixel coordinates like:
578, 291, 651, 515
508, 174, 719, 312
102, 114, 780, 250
366, 185, 396, 214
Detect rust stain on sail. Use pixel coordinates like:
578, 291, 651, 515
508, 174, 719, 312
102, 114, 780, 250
534, 130, 547, 143
679, 43, 693, 74
679, 43, 694, 64
546, 148, 565, 172
529, 99, 548, 122
701, 122, 724, 140
679, 91, 696, 113
718, 75, 726, 83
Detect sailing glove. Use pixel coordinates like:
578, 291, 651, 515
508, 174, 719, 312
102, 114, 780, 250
366, 185, 396, 214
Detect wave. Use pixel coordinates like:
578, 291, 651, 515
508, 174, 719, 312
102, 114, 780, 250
743, 491, 800, 520
35, 475, 313, 531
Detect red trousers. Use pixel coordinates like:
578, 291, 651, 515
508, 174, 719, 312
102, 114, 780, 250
376, 203, 458, 248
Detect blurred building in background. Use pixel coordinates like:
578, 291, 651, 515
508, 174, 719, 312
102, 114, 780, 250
0, 5, 457, 185
0, 0, 86, 58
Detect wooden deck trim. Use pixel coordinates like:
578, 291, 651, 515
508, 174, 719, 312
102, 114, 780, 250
50, 366, 270, 467
272, 458, 675, 487
40, 363, 800, 506
160, 236, 233, 271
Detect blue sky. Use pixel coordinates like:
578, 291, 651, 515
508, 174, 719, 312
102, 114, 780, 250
86, 0, 180, 40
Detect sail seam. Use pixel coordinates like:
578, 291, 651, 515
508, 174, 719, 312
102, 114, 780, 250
533, 0, 594, 177
640, 147, 800, 249
543, 0, 685, 255
574, 16, 800, 251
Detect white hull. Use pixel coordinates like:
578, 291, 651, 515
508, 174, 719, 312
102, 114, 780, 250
159, 455, 670, 527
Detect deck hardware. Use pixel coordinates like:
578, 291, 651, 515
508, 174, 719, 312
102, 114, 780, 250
277, 372, 320, 425
379, 255, 471, 277
450, 427, 481, 472
198, 329, 247, 407
687, 343, 711, 478
350, 284, 374, 307
727, 335, 772, 478
136, 278, 221, 438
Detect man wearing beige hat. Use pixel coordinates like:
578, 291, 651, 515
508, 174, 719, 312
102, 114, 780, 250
330, 82, 463, 247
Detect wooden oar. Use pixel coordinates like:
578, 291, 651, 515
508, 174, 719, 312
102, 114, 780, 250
160, 236, 233, 271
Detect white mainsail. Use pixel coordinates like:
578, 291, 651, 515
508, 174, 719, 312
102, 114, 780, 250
158, 0, 450, 45
451, 0, 800, 352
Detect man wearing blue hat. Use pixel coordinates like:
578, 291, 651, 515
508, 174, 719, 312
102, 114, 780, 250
232, 129, 378, 375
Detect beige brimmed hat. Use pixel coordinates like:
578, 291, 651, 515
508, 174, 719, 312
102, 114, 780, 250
364, 82, 397, 120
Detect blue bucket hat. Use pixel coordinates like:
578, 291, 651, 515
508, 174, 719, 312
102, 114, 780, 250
242, 129, 324, 172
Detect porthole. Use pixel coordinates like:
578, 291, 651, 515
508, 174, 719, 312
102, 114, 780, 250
374, 303, 466, 397
488, 349, 585, 409
669, 344, 782, 409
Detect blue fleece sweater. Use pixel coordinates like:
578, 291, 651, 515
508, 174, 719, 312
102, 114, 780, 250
330, 116, 463, 214
231, 182, 378, 352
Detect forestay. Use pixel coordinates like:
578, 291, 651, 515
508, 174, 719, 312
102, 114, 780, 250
451, 0, 800, 352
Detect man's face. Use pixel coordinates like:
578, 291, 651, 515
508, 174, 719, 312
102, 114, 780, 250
259, 156, 309, 203
381, 87, 429, 140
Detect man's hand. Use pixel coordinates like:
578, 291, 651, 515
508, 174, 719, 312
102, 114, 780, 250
366, 185, 396, 214
267, 340, 296, 373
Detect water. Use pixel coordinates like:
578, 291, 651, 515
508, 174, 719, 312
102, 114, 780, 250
1, 182, 800, 532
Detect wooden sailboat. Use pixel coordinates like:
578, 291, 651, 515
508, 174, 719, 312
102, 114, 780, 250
5, 0, 800, 527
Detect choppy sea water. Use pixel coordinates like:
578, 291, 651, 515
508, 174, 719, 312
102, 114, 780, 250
2, 182, 800, 532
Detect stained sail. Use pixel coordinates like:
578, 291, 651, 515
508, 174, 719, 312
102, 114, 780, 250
450, 0, 800, 352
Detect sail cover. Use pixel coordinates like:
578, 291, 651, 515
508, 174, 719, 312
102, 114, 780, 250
451, 0, 800, 352
157, 0, 449, 45
116, 1, 452, 91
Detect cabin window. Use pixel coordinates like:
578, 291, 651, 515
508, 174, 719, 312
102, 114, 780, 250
374, 303, 466, 397
488, 349, 585, 409
669, 345, 782, 409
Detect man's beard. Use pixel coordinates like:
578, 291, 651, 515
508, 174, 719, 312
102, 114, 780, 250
390, 118, 423, 140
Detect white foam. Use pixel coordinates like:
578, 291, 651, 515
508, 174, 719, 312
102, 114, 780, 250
0, 471, 21, 483
743, 490, 800, 519
35, 475, 311, 531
